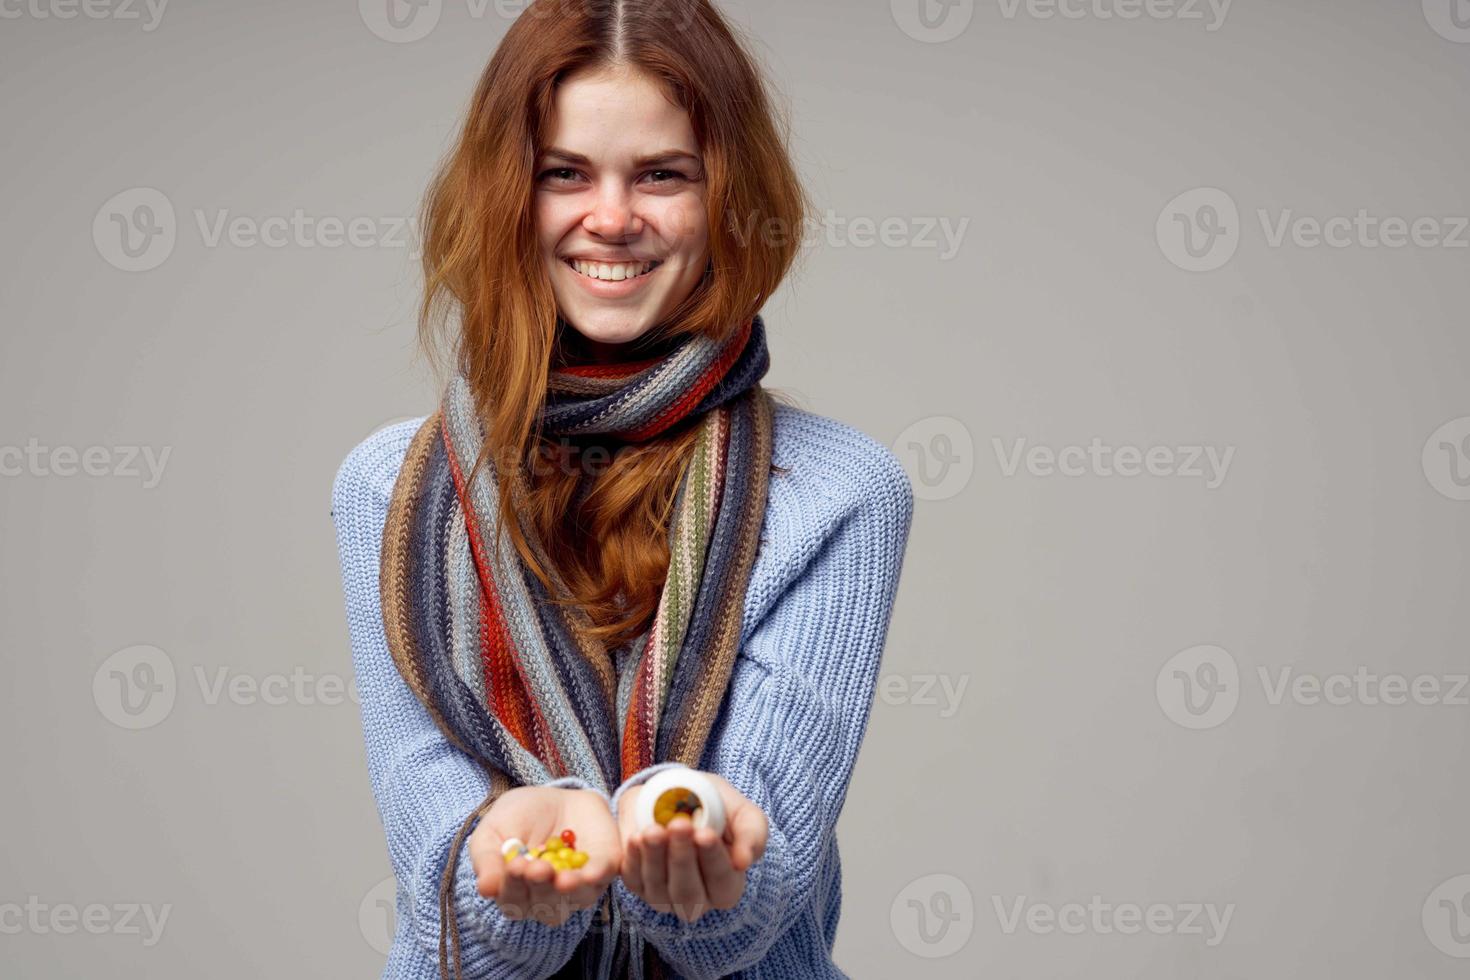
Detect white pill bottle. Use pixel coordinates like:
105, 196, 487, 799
633, 767, 727, 836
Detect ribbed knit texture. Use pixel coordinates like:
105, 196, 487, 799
332, 402, 915, 980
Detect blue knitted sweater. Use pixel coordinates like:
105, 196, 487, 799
331, 402, 915, 979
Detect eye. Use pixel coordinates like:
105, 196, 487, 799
538, 167, 581, 184
646, 170, 683, 184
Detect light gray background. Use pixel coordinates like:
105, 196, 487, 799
3, 0, 1469, 976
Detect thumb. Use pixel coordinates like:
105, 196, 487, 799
470, 821, 512, 898
730, 802, 769, 870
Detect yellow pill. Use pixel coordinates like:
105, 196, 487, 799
570, 852, 589, 869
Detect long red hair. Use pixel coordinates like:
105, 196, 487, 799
416, 0, 809, 646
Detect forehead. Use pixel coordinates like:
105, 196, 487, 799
542, 66, 698, 157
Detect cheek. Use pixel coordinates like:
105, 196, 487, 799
651, 196, 709, 254
535, 196, 578, 252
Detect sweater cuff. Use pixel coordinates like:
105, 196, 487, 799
447, 828, 597, 974
608, 823, 790, 978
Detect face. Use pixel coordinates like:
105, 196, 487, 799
535, 64, 710, 361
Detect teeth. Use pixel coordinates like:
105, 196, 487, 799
570, 259, 657, 281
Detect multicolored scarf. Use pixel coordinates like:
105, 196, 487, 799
380, 315, 775, 980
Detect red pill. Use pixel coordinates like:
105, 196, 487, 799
561, 829, 576, 848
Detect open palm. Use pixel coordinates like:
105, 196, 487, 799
468, 785, 621, 926
617, 770, 769, 923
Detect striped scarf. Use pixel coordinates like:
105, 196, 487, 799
380, 315, 775, 980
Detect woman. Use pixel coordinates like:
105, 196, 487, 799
331, 1, 914, 977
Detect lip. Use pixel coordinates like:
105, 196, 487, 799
561, 257, 661, 298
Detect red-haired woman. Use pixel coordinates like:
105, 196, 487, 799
332, 2, 914, 977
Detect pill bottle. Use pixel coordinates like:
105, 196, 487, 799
634, 767, 726, 836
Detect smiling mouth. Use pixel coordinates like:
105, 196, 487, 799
564, 258, 663, 282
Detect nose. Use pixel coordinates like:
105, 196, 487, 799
582, 181, 643, 239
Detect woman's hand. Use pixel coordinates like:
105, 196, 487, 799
617, 770, 769, 923
469, 785, 621, 926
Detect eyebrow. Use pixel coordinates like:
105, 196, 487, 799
540, 146, 702, 168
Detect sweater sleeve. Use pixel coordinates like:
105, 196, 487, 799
606, 438, 916, 979
331, 425, 607, 980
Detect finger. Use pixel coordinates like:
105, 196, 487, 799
665, 816, 709, 922
527, 876, 576, 926
729, 804, 769, 871
639, 826, 671, 908
520, 854, 556, 894
542, 864, 596, 906
528, 864, 574, 926
578, 852, 618, 893
535, 834, 614, 909
498, 858, 531, 919
693, 825, 742, 909
470, 835, 507, 899
571, 857, 620, 908
515, 856, 599, 921
621, 835, 646, 896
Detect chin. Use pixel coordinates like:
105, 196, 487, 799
559, 307, 659, 346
